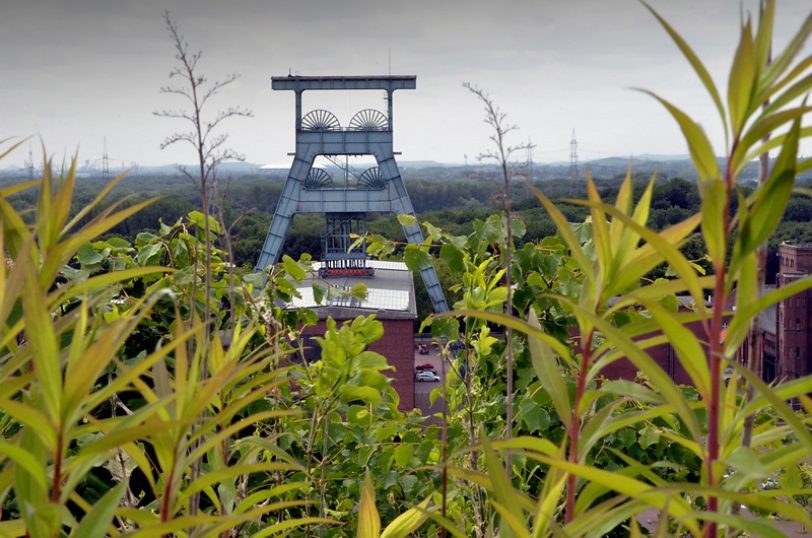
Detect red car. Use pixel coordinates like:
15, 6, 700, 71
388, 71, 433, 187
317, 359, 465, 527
415, 363, 435, 372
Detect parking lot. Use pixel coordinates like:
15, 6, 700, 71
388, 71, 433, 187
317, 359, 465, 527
413, 344, 447, 422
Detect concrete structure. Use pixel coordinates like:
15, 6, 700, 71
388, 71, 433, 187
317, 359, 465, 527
290, 260, 418, 410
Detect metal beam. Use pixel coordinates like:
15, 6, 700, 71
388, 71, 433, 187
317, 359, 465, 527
258, 73, 448, 313
272, 75, 416, 92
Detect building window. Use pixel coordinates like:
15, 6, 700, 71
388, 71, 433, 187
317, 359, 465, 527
797, 318, 802, 328
795, 347, 801, 358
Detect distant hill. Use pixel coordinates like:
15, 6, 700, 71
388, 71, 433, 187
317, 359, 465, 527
2, 155, 810, 184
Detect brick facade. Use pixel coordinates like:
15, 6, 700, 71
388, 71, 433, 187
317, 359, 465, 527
776, 243, 812, 379
602, 243, 812, 385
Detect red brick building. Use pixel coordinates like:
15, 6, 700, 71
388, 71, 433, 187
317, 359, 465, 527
603, 242, 812, 385
290, 260, 417, 410
772, 242, 812, 380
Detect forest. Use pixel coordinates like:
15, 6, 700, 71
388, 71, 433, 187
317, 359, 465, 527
6, 170, 812, 321
1, 1, 812, 537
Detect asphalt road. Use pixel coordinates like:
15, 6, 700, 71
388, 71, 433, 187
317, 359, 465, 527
413, 346, 446, 422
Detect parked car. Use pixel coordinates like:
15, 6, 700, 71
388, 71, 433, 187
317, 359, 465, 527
417, 343, 430, 355
415, 371, 440, 383
415, 363, 435, 371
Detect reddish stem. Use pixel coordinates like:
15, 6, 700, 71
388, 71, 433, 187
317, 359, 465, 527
50, 431, 63, 503
706, 267, 726, 538
704, 147, 736, 538
160, 457, 178, 538
565, 330, 593, 524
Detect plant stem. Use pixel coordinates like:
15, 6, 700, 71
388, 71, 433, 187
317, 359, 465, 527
440, 341, 449, 538
50, 431, 63, 503
502, 159, 514, 473
742, 78, 772, 450
706, 147, 737, 537
566, 329, 593, 524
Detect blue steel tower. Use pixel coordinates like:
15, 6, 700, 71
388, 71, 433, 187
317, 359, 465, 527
257, 75, 449, 313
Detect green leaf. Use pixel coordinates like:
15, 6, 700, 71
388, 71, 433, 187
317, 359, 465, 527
526, 183, 595, 295
76, 243, 104, 266
350, 282, 368, 300
440, 243, 464, 273
557, 296, 702, 442
726, 447, 769, 482
73, 483, 126, 538
312, 281, 327, 304
481, 436, 531, 538
638, 426, 661, 449
586, 176, 612, 286
282, 254, 307, 281
403, 245, 431, 272
642, 2, 728, 135
527, 308, 571, 426
702, 184, 726, 265
631, 297, 710, 400
446, 309, 572, 364
188, 209, 221, 234
393, 444, 414, 469
20, 247, 61, 422
753, 0, 775, 71
341, 386, 382, 405
0, 441, 48, 490
740, 114, 801, 256
136, 242, 162, 266
637, 90, 719, 182
727, 18, 756, 135
357, 472, 381, 538
528, 455, 700, 536
397, 213, 417, 227
759, 12, 812, 96
380, 498, 432, 538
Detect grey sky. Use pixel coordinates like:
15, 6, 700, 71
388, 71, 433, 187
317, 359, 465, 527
1, 0, 810, 168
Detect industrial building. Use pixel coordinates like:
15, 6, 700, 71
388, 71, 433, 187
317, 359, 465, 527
289, 260, 418, 410
264, 74, 446, 410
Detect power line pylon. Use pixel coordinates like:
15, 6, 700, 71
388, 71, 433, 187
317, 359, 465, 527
102, 137, 110, 179
25, 142, 34, 180
569, 128, 579, 181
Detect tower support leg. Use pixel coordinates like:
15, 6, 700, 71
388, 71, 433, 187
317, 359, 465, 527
256, 155, 311, 271
376, 153, 449, 313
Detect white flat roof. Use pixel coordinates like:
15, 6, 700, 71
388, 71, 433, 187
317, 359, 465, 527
286, 259, 417, 319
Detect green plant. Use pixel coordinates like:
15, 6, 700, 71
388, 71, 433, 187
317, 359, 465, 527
0, 142, 321, 536
419, 1, 812, 536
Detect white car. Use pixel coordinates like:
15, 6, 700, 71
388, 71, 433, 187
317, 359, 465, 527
415, 371, 440, 383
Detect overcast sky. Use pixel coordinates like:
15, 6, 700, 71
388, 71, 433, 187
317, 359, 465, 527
1, 0, 810, 168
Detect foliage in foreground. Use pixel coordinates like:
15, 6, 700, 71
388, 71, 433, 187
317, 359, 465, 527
403, 1, 812, 536
0, 2, 811, 537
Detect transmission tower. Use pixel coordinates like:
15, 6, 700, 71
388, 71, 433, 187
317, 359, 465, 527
569, 128, 579, 181
526, 137, 534, 182
24, 142, 34, 180
102, 137, 110, 179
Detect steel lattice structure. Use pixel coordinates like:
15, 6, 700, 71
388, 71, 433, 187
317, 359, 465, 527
256, 75, 449, 313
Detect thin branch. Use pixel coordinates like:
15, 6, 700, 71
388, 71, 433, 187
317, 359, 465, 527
464, 82, 534, 477
153, 109, 195, 122
200, 73, 241, 108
